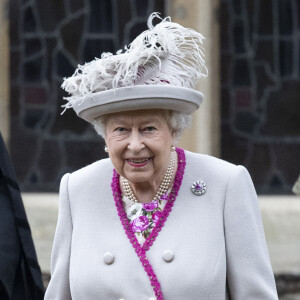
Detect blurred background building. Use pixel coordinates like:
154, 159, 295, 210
1, 0, 300, 298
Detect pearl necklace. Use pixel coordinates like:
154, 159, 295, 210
121, 150, 176, 203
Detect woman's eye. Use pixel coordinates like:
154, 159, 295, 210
114, 127, 127, 132
144, 126, 156, 131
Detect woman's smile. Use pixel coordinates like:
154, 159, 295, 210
126, 157, 152, 167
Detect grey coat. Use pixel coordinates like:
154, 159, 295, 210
45, 150, 278, 299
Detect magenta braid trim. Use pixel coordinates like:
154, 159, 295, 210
111, 148, 186, 300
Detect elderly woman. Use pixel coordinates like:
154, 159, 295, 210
45, 13, 278, 300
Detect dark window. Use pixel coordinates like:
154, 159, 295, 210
10, 0, 166, 192
221, 0, 300, 194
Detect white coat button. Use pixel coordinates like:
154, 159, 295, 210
103, 252, 114, 264
162, 250, 174, 262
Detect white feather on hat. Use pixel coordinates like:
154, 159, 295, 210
60, 13, 208, 121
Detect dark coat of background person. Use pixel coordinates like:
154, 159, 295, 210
0, 133, 44, 299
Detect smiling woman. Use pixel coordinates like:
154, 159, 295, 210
104, 110, 176, 202
45, 13, 278, 300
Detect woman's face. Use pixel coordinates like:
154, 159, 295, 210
105, 109, 175, 185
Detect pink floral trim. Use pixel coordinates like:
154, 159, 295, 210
143, 200, 159, 211
159, 193, 169, 201
152, 210, 163, 224
131, 215, 149, 232
111, 148, 186, 300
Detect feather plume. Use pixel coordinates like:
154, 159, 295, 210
61, 12, 208, 111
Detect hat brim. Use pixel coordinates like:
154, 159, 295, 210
73, 85, 203, 123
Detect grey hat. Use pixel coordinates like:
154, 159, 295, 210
61, 13, 207, 123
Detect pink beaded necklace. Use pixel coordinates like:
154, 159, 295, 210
111, 148, 186, 300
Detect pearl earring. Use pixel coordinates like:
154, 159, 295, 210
171, 146, 176, 152
104, 146, 109, 153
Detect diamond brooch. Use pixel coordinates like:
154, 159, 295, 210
191, 180, 207, 196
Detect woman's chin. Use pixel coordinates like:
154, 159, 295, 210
122, 160, 154, 182
124, 173, 153, 184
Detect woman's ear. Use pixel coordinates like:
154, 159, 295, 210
171, 130, 177, 146
104, 136, 109, 153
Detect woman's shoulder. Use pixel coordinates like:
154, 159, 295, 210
184, 149, 238, 173
183, 149, 252, 192
68, 158, 114, 183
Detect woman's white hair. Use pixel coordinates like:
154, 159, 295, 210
93, 110, 192, 144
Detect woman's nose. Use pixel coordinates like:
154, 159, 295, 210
127, 131, 145, 152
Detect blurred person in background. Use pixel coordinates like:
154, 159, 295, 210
0, 133, 44, 299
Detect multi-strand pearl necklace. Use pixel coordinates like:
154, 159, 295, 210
121, 150, 176, 203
